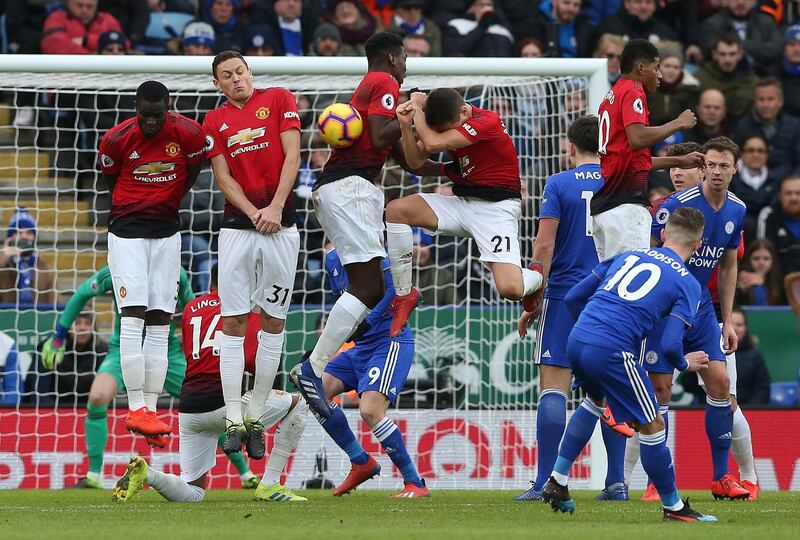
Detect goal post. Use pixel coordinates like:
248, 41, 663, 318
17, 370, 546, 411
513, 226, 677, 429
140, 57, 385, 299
0, 55, 616, 490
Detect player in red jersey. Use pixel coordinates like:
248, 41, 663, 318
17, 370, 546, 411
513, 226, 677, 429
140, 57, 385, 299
202, 50, 302, 458
593, 39, 704, 262
291, 32, 441, 416
99, 81, 204, 438
112, 265, 308, 504
384, 88, 544, 335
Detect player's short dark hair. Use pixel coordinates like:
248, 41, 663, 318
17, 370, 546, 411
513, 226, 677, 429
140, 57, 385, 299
424, 88, 464, 129
620, 39, 659, 75
666, 206, 705, 245
210, 263, 218, 289
714, 31, 742, 50
365, 31, 404, 65
666, 141, 703, 157
567, 116, 598, 154
135, 80, 169, 105
703, 136, 739, 162
212, 50, 248, 79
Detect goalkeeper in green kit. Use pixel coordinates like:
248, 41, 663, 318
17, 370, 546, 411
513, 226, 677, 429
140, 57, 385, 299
41, 265, 259, 490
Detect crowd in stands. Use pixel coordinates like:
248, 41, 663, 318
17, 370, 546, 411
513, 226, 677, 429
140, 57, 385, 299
1, 1, 800, 405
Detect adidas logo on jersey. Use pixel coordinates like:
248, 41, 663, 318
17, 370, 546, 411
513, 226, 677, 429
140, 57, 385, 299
389, 387, 397, 395
542, 350, 551, 358
128, 150, 140, 159
219, 123, 229, 132
718, 432, 732, 440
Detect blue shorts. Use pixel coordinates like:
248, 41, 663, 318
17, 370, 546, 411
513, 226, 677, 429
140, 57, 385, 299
325, 338, 414, 406
534, 297, 572, 369
567, 338, 659, 425
643, 298, 725, 374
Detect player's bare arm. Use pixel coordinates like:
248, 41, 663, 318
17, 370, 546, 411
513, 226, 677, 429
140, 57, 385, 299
518, 218, 558, 335
717, 247, 739, 354
396, 104, 426, 169
625, 109, 696, 150
369, 114, 401, 152
102, 172, 118, 193
652, 151, 706, 171
183, 162, 202, 195
252, 128, 301, 235
209, 154, 260, 226
410, 96, 471, 153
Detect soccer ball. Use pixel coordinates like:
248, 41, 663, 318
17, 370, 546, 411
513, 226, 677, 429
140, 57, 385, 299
317, 103, 363, 148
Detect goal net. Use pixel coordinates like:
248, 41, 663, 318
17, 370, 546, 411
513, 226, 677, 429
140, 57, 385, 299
0, 57, 627, 491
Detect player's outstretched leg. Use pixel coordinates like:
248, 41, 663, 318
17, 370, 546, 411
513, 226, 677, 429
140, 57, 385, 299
596, 422, 629, 501
254, 397, 309, 502
541, 397, 602, 513
112, 456, 150, 503
71, 372, 119, 489
325, 402, 380, 497
638, 430, 716, 522
515, 389, 566, 501
731, 405, 758, 499
246, 325, 285, 460
385, 208, 421, 338
365, 413, 427, 498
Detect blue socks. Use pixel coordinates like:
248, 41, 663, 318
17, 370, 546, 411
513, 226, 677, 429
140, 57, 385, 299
600, 421, 626, 488
705, 396, 733, 481
373, 417, 423, 487
640, 430, 681, 509
534, 389, 567, 491
552, 398, 602, 485
320, 403, 369, 465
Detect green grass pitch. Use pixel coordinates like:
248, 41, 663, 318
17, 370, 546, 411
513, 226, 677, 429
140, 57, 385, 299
1, 489, 797, 540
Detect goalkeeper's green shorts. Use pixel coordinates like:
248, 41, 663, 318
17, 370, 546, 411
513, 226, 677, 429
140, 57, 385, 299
97, 335, 186, 398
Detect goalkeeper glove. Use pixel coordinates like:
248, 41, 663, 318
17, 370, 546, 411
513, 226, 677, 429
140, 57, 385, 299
42, 324, 68, 370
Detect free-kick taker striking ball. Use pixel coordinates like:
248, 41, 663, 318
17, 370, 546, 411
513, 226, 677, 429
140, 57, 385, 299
317, 103, 363, 148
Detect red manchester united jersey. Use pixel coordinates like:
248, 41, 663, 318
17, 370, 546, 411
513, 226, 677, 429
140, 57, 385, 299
203, 88, 301, 229
450, 106, 521, 201
180, 291, 261, 414
99, 113, 204, 238
317, 71, 400, 186
593, 77, 652, 215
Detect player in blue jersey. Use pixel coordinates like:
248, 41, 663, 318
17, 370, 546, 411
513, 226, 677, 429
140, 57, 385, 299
541, 206, 717, 522
514, 117, 631, 502
648, 137, 750, 500
291, 248, 426, 498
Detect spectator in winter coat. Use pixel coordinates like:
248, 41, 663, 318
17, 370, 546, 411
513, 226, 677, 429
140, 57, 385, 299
308, 23, 344, 56
0, 208, 57, 307
759, 175, 800, 275
5, 0, 53, 54
203, 0, 246, 53
731, 135, 780, 236
699, 0, 782, 75
385, 0, 442, 57
771, 26, 800, 119
737, 239, 787, 306
732, 77, 800, 184
654, 0, 702, 63
694, 32, 758, 124
98, 0, 149, 45
323, 0, 378, 57
592, 0, 677, 50
647, 41, 700, 127
731, 308, 772, 406
41, 0, 124, 54
251, 0, 321, 56
523, 0, 592, 58
682, 89, 727, 145
592, 33, 624, 85
443, 0, 514, 57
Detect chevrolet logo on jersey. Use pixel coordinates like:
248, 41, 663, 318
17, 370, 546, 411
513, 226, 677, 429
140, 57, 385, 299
133, 162, 176, 175
227, 127, 265, 147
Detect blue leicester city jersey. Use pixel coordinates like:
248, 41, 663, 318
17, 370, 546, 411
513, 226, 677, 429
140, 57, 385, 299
572, 247, 702, 352
540, 163, 604, 298
325, 250, 411, 343
651, 185, 746, 288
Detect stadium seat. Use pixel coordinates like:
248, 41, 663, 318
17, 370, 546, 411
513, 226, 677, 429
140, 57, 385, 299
769, 382, 799, 407
138, 12, 194, 55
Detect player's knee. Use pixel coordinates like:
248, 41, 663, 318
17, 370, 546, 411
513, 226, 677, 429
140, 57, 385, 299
359, 407, 384, 429
640, 414, 665, 435
653, 383, 672, 404
87, 392, 110, 409
222, 314, 248, 336
385, 199, 408, 224
496, 280, 523, 301
260, 314, 285, 334
707, 374, 731, 399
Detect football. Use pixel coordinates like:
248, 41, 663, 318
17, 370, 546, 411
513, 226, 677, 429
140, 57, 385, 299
317, 103, 363, 148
